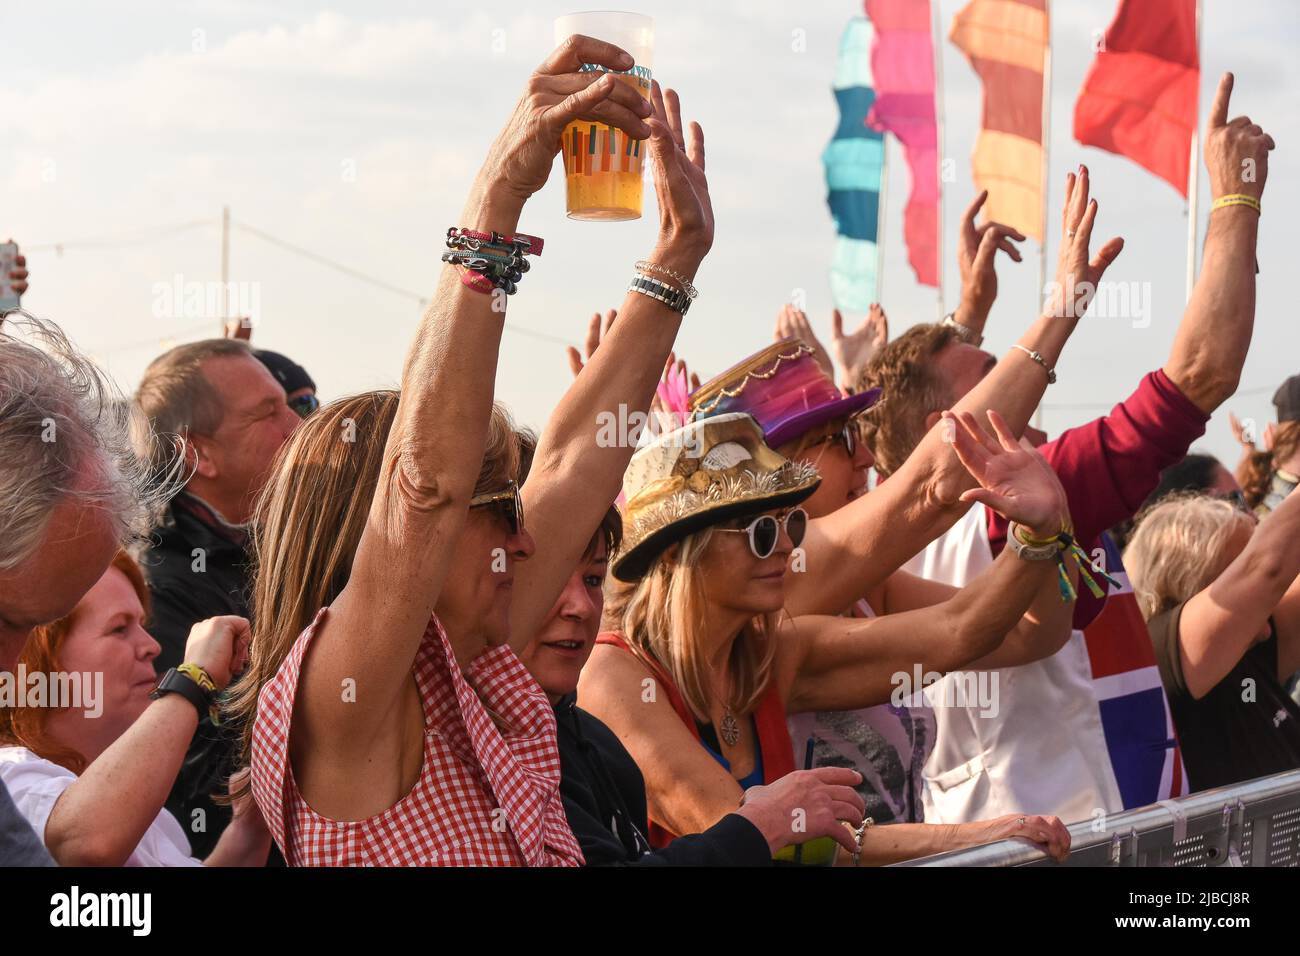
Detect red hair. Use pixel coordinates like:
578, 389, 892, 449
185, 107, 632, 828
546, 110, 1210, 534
0, 551, 150, 773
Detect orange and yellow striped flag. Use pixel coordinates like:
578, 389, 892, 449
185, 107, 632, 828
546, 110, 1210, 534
950, 0, 1049, 240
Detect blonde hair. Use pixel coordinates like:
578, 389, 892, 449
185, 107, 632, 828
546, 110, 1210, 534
608, 527, 778, 722
225, 390, 519, 795
1124, 493, 1256, 620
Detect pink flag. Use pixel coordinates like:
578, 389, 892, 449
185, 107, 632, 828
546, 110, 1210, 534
864, 0, 939, 287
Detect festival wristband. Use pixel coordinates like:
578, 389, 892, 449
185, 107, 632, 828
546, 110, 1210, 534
1210, 194, 1261, 215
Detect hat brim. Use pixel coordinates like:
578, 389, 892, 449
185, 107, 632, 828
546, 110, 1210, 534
763, 387, 882, 451
610, 477, 820, 583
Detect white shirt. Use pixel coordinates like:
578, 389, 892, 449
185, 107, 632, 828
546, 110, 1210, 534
0, 746, 201, 867
903, 506, 1123, 825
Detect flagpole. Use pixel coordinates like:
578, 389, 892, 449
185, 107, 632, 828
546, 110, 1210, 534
935, 0, 946, 321
877, 134, 889, 306
1034, 8, 1053, 432
1185, 0, 1203, 302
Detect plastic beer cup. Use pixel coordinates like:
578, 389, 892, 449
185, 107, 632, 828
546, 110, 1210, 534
553, 11, 654, 221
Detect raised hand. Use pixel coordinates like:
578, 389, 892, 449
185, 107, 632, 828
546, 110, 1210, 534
943, 409, 1068, 537
957, 190, 1024, 324
831, 304, 888, 385
182, 615, 252, 690
566, 308, 617, 378
1205, 72, 1274, 202
774, 304, 834, 380
644, 82, 713, 278
6, 241, 27, 299
486, 36, 653, 206
1043, 165, 1125, 320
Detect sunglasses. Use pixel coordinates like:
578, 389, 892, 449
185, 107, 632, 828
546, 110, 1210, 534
288, 393, 320, 419
470, 480, 526, 535
718, 507, 808, 560
1216, 489, 1249, 512
809, 420, 858, 459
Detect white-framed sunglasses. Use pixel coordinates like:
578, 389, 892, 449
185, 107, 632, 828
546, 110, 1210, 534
718, 507, 809, 559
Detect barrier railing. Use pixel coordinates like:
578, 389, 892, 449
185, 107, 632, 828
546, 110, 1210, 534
893, 769, 1300, 867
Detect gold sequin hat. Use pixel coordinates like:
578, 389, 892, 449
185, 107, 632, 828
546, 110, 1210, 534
611, 412, 821, 582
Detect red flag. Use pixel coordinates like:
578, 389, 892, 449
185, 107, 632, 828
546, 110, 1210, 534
1073, 0, 1198, 196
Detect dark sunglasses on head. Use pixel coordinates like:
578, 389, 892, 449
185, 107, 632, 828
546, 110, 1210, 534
719, 507, 809, 560
288, 393, 320, 419
470, 480, 525, 535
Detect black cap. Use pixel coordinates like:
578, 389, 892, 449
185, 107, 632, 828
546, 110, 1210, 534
255, 349, 316, 396
1273, 375, 1300, 423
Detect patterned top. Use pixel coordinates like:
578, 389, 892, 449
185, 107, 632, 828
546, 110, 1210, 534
250, 607, 583, 867
786, 600, 936, 824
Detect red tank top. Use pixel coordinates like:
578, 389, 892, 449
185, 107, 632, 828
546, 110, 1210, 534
594, 630, 795, 848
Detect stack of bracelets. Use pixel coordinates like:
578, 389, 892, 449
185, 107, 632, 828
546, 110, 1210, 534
1006, 520, 1120, 603
629, 258, 698, 316
442, 227, 545, 295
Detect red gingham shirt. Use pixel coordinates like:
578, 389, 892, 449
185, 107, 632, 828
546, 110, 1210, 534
250, 607, 583, 866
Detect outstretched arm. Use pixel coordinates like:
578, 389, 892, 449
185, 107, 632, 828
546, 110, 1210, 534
788, 169, 1122, 616
510, 83, 713, 649
780, 410, 1074, 711
310, 37, 649, 752
1164, 73, 1274, 414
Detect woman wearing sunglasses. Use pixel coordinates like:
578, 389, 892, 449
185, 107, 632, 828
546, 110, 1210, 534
688, 340, 1078, 849
580, 411, 1073, 864
228, 40, 718, 865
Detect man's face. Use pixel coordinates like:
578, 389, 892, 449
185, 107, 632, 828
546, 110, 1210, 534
192, 354, 301, 515
0, 496, 118, 670
933, 341, 998, 405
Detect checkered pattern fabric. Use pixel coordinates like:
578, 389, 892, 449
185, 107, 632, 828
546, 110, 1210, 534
250, 607, 583, 867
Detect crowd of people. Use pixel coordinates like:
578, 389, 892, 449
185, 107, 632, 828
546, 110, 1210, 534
0, 38, 1292, 868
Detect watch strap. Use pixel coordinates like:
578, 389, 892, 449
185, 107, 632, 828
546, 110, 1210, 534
150, 667, 212, 718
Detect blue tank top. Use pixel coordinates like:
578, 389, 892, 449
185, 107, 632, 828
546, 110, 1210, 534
697, 718, 765, 789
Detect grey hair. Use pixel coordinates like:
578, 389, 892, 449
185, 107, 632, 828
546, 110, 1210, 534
0, 309, 180, 570
1123, 492, 1256, 621
132, 337, 251, 481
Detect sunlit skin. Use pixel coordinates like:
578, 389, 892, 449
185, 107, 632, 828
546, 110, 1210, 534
0, 491, 119, 672
435, 505, 536, 668
698, 508, 800, 641
1213, 517, 1272, 645
923, 342, 999, 432
44, 567, 161, 764
518, 539, 607, 703
186, 353, 301, 524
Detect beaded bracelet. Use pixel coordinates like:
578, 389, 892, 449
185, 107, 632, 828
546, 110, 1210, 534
444, 225, 542, 295
634, 259, 698, 300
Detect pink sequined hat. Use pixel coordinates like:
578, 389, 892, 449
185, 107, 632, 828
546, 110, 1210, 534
689, 338, 882, 449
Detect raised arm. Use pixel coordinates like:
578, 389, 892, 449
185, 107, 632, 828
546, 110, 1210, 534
787, 169, 1122, 616
315, 37, 650, 741
510, 83, 713, 648
43, 617, 249, 866
780, 410, 1074, 712
1164, 73, 1274, 413
1177, 490, 1300, 699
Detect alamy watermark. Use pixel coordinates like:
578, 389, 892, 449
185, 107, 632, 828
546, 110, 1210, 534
891, 664, 999, 718
0, 665, 103, 718
151, 273, 261, 323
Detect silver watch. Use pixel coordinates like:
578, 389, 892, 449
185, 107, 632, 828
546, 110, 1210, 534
629, 273, 691, 316
942, 313, 984, 348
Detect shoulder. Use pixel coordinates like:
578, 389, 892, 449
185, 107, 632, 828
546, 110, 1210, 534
0, 747, 75, 836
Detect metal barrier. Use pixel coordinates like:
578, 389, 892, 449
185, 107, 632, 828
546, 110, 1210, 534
893, 769, 1300, 867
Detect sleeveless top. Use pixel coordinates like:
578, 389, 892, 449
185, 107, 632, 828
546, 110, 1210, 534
787, 598, 937, 824
594, 631, 795, 848
250, 607, 583, 866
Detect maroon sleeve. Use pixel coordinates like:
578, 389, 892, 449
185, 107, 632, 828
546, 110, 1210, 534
988, 369, 1209, 628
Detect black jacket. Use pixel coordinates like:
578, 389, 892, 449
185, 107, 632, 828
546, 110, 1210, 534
554, 694, 771, 866
140, 493, 252, 860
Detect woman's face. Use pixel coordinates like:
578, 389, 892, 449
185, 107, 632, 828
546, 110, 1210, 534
437, 504, 535, 665
519, 539, 607, 701
699, 507, 801, 617
782, 418, 873, 518
46, 567, 160, 761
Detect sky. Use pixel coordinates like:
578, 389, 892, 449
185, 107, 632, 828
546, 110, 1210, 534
3, 0, 1297, 470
